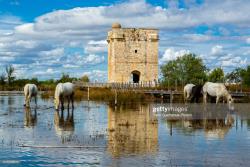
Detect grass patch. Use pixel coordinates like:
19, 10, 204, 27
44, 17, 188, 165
40, 87, 150, 103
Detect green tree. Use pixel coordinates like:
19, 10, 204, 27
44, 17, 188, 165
161, 53, 207, 85
57, 73, 77, 83
12, 78, 39, 88
5, 65, 15, 85
208, 68, 224, 83
81, 75, 90, 82
241, 65, 250, 86
0, 73, 6, 85
30, 78, 39, 85
226, 68, 244, 83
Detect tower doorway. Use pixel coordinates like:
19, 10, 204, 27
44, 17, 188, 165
131, 70, 140, 83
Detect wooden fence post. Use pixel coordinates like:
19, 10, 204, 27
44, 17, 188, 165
115, 89, 117, 106
175, 80, 177, 91
87, 86, 90, 101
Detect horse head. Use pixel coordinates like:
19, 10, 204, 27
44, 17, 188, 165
54, 98, 59, 110
226, 93, 235, 110
227, 94, 234, 104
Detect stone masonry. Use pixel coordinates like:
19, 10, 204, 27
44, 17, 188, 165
107, 23, 159, 83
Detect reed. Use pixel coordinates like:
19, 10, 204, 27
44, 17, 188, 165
40, 87, 150, 103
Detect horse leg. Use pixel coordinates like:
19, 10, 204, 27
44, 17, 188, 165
204, 93, 208, 104
196, 96, 199, 103
60, 96, 64, 110
24, 96, 27, 106
184, 91, 187, 103
71, 93, 74, 109
27, 95, 31, 107
216, 96, 220, 104
67, 96, 70, 109
66, 107, 69, 120
190, 95, 194, 103
35, 95, 37, 107
187, 93, 190, 102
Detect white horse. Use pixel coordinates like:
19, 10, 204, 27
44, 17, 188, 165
202, 82, 233, 104
54, 82, 75, 110
24, 84, 38, 107
183, 84, 195, 102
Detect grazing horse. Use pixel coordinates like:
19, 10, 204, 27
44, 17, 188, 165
190, 85, 203, 103
24, 84, 38, 107
183, 84, 195, 102
202, 82, 233, 104
54, 82, 75, 110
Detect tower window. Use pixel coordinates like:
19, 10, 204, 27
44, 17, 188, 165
135, 50, 138, 53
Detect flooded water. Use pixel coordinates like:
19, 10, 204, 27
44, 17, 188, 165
0, 95, 250, 166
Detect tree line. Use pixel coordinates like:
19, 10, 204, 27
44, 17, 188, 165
161, 54, 250, 87
0, 65, 89, 91
0, 54, 249, 91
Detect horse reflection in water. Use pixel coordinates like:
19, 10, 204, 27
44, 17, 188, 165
54, 108, 74, 143
165, 104, 235, 139
24, 107, 37, 128
108, 104, 158, 157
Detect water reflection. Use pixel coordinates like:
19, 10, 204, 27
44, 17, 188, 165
164, 104, 235, 139
54, 108, 75, 142
7, 96, 15, 112
108, 104, 158, 157
2, 95, 250, 166
24, 107, 37, 128
0, 96, 4, 105
8, 96, 14, 106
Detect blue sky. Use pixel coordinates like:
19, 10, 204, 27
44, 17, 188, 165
0, 0, 249, 81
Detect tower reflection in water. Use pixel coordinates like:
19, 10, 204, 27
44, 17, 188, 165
107, 104, 158, 157
24, 107, 37, 128
54, 108, 74, 143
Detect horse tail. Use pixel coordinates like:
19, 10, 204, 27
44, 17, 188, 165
26, 85, 30, 97
31, 85, 35, 96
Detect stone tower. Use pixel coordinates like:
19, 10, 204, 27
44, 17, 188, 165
107, 23, 159, 84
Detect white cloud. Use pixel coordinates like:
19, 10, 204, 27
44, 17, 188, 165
0, 0, 250, 79
85, 40, 107, 54
82, 70, 107, 82
160, 48, 190, 63
221, 56, 248, 67
33, 68, 58, 76
10, 0, 250, 42
183, 34, 212, 42
204, 45, 249, 71
38, 48, 64, 57
0, 39, 39, 51
0, 15, 22, 28
62, 53, 105, 67
211, 45, 223, 55
0, 56, 15, 62
85, 54, 105, 64
246, 38, 250, 44
15, 40, 38, 49
63, 64, 80, 68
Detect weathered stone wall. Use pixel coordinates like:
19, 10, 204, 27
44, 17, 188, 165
107, 23, 159, 83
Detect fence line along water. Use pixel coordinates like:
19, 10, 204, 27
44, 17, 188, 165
73, 81, 250, 103
0, 81, 248, 104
